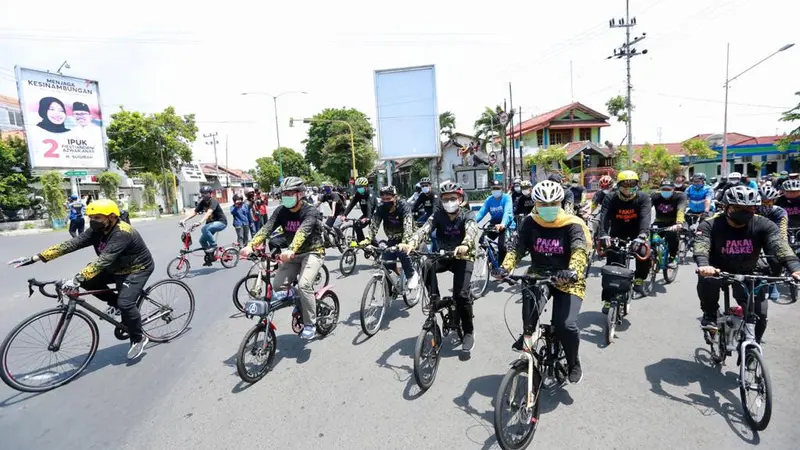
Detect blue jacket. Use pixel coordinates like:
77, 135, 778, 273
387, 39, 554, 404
231, 204, 254, 229
685, 185, 714, 213
476, 193, 514, 228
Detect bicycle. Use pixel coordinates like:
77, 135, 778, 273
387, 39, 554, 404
601, 237, 649, 345
678, 212, 705, 264
493, 271, 575, 450
700, 271, 798, 431
339, 239, 378, 277
235, 253, 340, 383
411, 250, 465, 391
644, 224, 680, 295
166, 222, 239, 279
358, 244, 423, 336
471, 224, 505, 299
0, 277, 195, 392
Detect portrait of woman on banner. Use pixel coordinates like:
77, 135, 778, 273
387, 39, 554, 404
35, 96, 69, 134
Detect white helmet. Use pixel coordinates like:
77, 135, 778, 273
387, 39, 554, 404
728, 171, 742, 181
532, 180, 565, 203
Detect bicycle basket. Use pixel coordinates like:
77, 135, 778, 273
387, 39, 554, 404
244, 299, 269, 317
601, 263, 634, 296
181, 232, 192, 247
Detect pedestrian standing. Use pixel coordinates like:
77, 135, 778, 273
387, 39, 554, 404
66, 194, 86, 237
230, 194, 254, 246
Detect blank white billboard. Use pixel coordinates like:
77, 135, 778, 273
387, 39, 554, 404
374, 65, 439, 160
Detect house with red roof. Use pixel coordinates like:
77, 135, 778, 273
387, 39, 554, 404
0, 94, 25, 135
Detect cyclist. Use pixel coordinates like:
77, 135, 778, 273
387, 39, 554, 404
569, 175, 586, 211
408, 183, 422, 206
360, 185, 420, 289
8, 199, 155, 360
685, 173, 715, 228
650, 180, 687, 267
776, 179, 800, 231
673, 174, 687, 192
242, 177, 325, 340
67, 194, 86, 237
547, 173, 575, 212
694, 185, 800, 342
316, 183, 346, 230
716, 172, 742, 202
405, 181, 479, 356
180, 186, 228, 267
476, 180, 514, 263
775, 171, 789, 190
758, 185, 789, 300
510, 177, 523, 205
497, 180, 589, 384
597, 170, 652, 302
342, 177, 377, 244
513, 180, 535, 216
411, 177, 438, 224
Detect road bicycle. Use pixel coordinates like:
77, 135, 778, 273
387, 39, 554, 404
644, 224, 680, 295
471, 225, 505, 299
492, 272, 575, 450
700, 271, 798, 431
0, 277, 194, 392
235, 253, 340, 383
166, 222, 239, 279
358, 244, 423, 336
601, 237, 649, 345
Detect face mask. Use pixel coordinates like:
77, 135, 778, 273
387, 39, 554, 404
442, 200, 459, 213
537, 206, 561, 222
89, 219, 107, 231
660, 191, 673, 199
674, 183, 684, 188
602, 189, 611, 194
620, 186, 637, 198
522, 189, 531, 196
357, 187, 365, 194
324, 188, 331, 194
492, 190, 502, 198
727, 209, 754, 225
281, 195, 298, 208
422, 187, 430, 194
514, 186, 521, 193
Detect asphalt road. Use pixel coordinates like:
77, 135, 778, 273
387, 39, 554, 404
1, 203, 799, 450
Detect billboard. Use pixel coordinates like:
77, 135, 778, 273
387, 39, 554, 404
374, 65, 439, 160
15, 66, 108, 171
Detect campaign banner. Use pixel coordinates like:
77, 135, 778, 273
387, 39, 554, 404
15, 66, 108, 170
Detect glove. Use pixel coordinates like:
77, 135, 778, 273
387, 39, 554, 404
358, 239, 371, 247
61, 277, 81, 294
492, 267, 509, 279
555, 270, 577, 283
599, 236, 612, 247
8, 255, 37, 268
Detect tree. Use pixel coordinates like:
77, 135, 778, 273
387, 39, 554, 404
140, 172, 159, 209
40, 171, 66, 221
252, 157, 281, 190
439, 111, 456, 139
106, 106, 198, 174
273, 147, 311, 178
0, 137, 32, 210
634, 144, 681, 189
777, 92, 800, 150
681, 138, 718, 169
606, 95, 632, 146
474, 106, 515, 177
302, 108, 377, 184
410, 159, 430, 181
526, 145, 567, 171
97, 171, 121, 201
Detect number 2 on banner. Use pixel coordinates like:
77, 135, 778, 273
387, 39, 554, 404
43, 139, 59, 158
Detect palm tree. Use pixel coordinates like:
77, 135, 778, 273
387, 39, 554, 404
439, 111, 456, 139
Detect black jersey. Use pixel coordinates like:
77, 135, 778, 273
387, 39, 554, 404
650, 191, 688, 224
599, 191, 652, 239
411, 208, 479, 259
320, 191, 346, 215
344, 190, 377, 218
368, 200, 414, 242
514, 194, 535, 216
252, 202, 324, 254
775, 196, 800, 229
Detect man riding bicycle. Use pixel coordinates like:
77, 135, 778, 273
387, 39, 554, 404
411, 177, 438, 224
584, 175, 614, 238
476, 180, 514, 263
497, 180, 590, 384
758, 185, 790, 300
342, 177, 377, 244
180, 185, 228, 267
8, 199, 155, 360
316, 183, 346, 229
242, 177, 326, 340
685, 173, 714, 217
405, 181, 479, 357
776, 179, 800, 233
360, 185, 420, 290
597, 170, 652, 302
513, 180, 535, 217
694, 185, 800, 342
509, 177, 523, 205
650, 179, 688, 267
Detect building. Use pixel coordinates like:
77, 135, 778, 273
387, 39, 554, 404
0, 94, 24, 135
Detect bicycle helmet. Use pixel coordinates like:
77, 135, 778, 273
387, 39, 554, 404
355, 177, 368, 186
692, 173, 706, 181
280, 176, 305, 193
232, 194, 243, 202
86, 199, 120, 217
782, 179, 800, 192
419, 177, 431, 185
617, 170, 639, 183
546, 173, 563, 183
199, 185, 213, 195
660, 179, 674, 188
70, 194, 78, 201
520, 180, 532, 189
760, 185, 781, 201
532, 180, 565, 203
379, 185, 396, 196
440, 181, 460, 195
723, 185, 761, 206
728, 172, 742, 182
512, 177, 521, 185
599, 175, 613, 189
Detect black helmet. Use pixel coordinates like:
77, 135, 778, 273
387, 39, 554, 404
379, 185, 396, 196
200, 185, 213, 194
440, 181, 460, 195
723, 186, 761, 206
280, 176, 305, 193
760, 186, 781, 201
512, 177, 521, 185
419, 177, 431, 185
660, 179, 674, 188
232, 194, 243, 202
547, 173, 563, 184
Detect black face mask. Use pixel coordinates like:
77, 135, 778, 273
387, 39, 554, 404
727, 209, 754, 225
89, 219, 107, 231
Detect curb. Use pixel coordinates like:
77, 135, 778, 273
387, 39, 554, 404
0, 228, 57, 237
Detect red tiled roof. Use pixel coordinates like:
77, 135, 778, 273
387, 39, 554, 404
632, 142, 685, 156
633, 132, 797, 157
508, 102, 610, 138
0, 94, 20, 108
688, 133, 755, 146
549, 122, 609, 130
199, 163, 253, 180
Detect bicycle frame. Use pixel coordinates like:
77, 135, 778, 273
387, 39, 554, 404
479, 229, 502, 270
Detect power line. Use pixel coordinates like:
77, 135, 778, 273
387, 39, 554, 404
637, 90, 790, 109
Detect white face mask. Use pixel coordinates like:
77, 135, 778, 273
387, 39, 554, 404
492, 190, 502, 198
522, 189, 531, 196
514, 186, 521, 192
442, 200, 459, 213
603, 189, 611, 194
422, 186, 430, 194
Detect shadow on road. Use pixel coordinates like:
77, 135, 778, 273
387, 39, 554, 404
578, 311, 629, 348
643, 348, 759, 445
340, 300, 411, 339
184, 266, 227, 278
375, 336, 415, 383
453, 373, 502, 449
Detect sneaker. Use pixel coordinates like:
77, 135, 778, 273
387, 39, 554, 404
700, 313, 718, 330
568, 361, 583, 384
300, 325, 316, 340
769, 285, 780, 300
462, 333, 475, 354
602, 302, 610, 314
632, 279, 645, 295
668, 257, 679, 268
408, 272, 420, 290
127, 336, 149, 360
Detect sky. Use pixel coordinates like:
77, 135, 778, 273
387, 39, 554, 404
1, 0, 798, 171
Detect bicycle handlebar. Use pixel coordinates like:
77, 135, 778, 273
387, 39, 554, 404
501, 271, 578, 286
412, 250, 457, 259
27, 278, 60, 299
695, 269, 799, 284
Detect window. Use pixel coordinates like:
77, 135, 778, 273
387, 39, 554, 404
765, 161, 778, 174
7, 110, 23, 127
716, 165, 721, 175
550, 131, 566, 145
579, 128, 591, 141
536, 130, 543, 147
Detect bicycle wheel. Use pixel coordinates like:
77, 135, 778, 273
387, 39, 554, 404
678, 236, 689, 265
663, 254, 679, 284
360, 277, 387, 336
493, 362, 541, 450
789, 283, 798, 304
313, 264, 330, 291
413, 322, 442, 390
403, 260, 423, 308
605, 304, 617, 345
138, 279, 195, 343
234, 274, 265, 313
0, 308, 99, 393
220, 247, 239, 269
339, 248, 357, 276
166, 256, 190, 280
236, 323, 276, 384
740, 347, 773, 431
315, 290, 340, 336
644, 254, 658, 296
470, 248, 490, 298
340, 224, 355, 246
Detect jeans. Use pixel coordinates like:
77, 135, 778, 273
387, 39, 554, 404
235, 226, 250, 246
697, 276, 768, 342
523, 287, 582, 367
200, 221, 226, 250
69, 217, 85, 238
425, 259, 474, 334
272, 253, 324, 325
381, 238, 415, 279
81, 269, 152, 343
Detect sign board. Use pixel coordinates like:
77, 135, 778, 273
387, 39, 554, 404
457, 170, 476, 190
374, 65, 439, 160
64, 170, 88, 177
178, 163, 207, 183
15, 66, 108, 171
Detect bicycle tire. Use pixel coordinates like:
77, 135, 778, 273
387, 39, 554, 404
789, 283, 798, 304
493, 362, 541, 450
0, 308, 99, 393
233, 274, 264, 313
236, 323, 276, 383
359, 277, 386, 336
605, 304, 617, 345
663, 257, 679, 284
403, 260, 423, 308
315, 290, 340, 336
315, 264, 330, 290
413, 322, 442, 391
166, 256, 190, 280
339, 248, 357, 276
220, 247, 239, 269
740, 347, 773, 431
139, 279, 195, 343
470, 250, 490, 299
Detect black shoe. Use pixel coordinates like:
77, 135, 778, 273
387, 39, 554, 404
700, 313, 718, 330
512, 335, 524, 352
568, 362, 583, 384
632, 280, 645, 295
461, 333, 475, 355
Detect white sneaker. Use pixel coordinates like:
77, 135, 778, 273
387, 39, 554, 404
408, 272, 420, 290
127, 336, 149, 360
300, 325, 316, 340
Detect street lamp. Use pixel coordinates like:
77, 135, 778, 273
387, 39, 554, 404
55, 60, 70, 75
290, 117, 358, 178
241, 90, 308, 180
721, 42, 794, 176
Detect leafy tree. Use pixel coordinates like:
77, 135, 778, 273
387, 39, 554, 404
526, 145, 567, 171
252, 156, 281, 190
40, 171, 66, 221
140, 172, 159, 209
0, 137, 32, 210
634, 144, 681, 189
439, 111, 456, 139
97, 171, 121, 201
273, 147, 310, 178
681, 138, 718, 169
606, 95, 632, 146
303, 108, 376, 183
106, 106, 198, 174
410, 159, 430, 181
777, 91, 800, 150
473, 106, 514, 149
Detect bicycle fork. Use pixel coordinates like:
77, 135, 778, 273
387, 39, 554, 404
48, 303, 77, 352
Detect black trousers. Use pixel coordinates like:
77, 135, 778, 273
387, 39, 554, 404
353, 217, 371, 242
523, 287, 582, 367
605, 247, 650, 280
697, 277, 768, 342
69, 218, 85, 237
81, 269, 152, 343
425, 259, 474, 334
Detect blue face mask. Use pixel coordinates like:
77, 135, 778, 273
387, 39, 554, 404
281, 195, 298, 208
660, 191, 673, 199
357, 187, 365, 195
492, 190, 502, 199
537, 206, 561, 222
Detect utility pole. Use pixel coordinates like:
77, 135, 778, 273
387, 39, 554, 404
608, 0, 648, 164
509, 83, 516, 179
203, 132, 220, 186
225, 134, 230, 188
